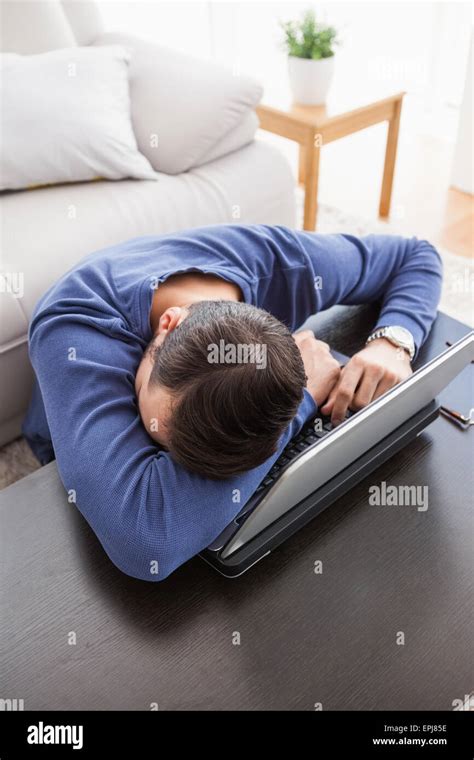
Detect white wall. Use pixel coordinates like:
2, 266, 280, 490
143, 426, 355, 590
99, 1, 472, 140
451, 32, 473, 193
100, 1, 213, 56
99, 4, 471, 90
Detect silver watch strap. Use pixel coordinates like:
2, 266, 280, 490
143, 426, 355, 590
366, 327, 415, 360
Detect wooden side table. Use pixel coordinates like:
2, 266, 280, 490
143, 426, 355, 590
256, 91, 404, 230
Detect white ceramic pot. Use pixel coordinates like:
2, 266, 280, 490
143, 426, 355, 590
288, 55, 336, 106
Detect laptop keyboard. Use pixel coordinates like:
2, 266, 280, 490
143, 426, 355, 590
229, 411, 356, 528
254, 410, 354, 496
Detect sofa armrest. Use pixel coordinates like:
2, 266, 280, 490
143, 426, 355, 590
92, 32, 263, 175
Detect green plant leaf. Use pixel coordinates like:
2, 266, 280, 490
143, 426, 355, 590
280, 8, 339, 59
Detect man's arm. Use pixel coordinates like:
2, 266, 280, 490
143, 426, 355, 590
292, 231, 443, 350
28, 311, 317, 582
287, 231, 443, 422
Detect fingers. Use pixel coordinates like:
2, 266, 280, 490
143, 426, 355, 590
318, 361, 342, 407
323, 359, 364, 424
373, 371, 399, 401
351, 364, 385, 411
321, 363, 401, 424
319, 390, 336, 416
293, 331, 329, 349
320, 343, 413, 425
296, 334, 341, 407
293, 330, 316, 344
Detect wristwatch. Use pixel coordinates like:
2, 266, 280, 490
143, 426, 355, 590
366, 325, 415, 361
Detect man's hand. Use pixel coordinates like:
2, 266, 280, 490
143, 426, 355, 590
293, 331, 341, 407
320, 338, 413, 425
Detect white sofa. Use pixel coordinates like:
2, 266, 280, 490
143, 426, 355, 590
0, 0, 295, 447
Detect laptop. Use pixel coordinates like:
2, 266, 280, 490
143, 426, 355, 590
200, 331, 474, 577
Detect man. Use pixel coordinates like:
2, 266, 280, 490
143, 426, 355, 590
23, 225, 442, 581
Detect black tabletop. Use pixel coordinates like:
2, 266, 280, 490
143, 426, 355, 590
1, 308, 472, 710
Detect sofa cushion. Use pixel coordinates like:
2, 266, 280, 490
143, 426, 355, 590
61, 0, 104, 45
0, 275, 28, 348
0, 139, 294, 442
93, 32, 263, 175
1, 139, 294, 323
0, 0, 76, 54
197, 110, 260, 167
1, 45, 157, 191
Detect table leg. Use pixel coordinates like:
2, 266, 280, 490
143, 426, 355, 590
379, 97, 403, 217
298, 145, 306, 185
303, 144, 320, 231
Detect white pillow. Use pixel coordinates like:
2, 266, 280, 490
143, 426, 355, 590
0, 45, 157, 190
93, 33, 264, 175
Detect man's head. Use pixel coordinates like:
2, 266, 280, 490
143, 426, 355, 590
136, 300, 306, 479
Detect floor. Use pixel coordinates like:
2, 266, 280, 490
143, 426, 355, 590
437, 189, 473, 260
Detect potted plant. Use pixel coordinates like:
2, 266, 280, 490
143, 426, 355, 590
281, 9, 339, 106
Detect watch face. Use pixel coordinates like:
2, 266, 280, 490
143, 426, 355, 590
386, 326, 413, 347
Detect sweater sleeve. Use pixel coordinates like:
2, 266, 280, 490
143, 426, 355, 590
291, 232, 443, 351
28, 309, 316, 582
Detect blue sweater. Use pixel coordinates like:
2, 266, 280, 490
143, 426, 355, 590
23, 225, 442, 581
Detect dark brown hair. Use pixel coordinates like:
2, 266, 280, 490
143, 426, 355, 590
149, 300, 306, 479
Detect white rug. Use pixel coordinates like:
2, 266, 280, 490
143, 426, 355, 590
0, 203, 472, 490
